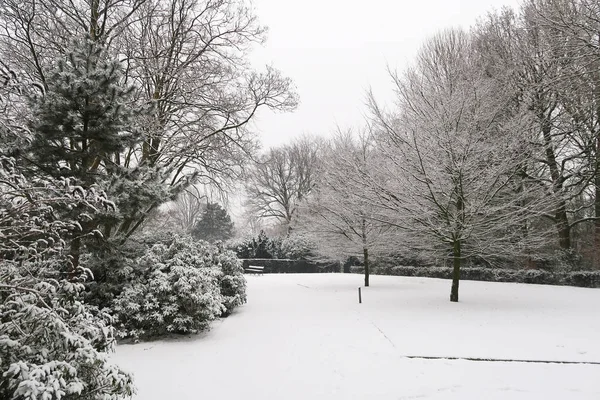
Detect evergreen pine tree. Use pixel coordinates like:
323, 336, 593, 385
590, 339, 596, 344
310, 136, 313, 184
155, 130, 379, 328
192, 203, 235, 243
24, 36, 143, 265
27, 36, 140, 184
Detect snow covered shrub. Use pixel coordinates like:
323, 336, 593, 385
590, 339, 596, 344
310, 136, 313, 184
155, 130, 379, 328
0, 156, 135, 399
280, 233, 317, 259
548, 249, 584, 272
214, 248, 246, 316
84, 230, 184, 311
520, 269, 553, 284
83, 243, 139, 310
112, 236, 227, 339
232, 230, 281, 259
0, 262, 135, 400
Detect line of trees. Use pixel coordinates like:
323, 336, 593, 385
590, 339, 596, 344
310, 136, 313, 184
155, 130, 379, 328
243, 0, 600, 302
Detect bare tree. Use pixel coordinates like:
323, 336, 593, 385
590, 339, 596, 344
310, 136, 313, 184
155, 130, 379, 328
472, 1, 599, 257
299, 128, 390, 287
165, 185, 207, 232
532, 0, 600, 263
369, 29, 554, 301
245, 136, 321, 232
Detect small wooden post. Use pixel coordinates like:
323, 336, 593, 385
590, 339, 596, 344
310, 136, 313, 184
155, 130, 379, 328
358, 287, 362, 304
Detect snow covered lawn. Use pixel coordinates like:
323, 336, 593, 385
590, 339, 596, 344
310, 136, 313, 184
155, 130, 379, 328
113, 274, 600, 399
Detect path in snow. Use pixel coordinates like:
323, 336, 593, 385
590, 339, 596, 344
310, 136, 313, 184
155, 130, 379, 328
114, 274, 600, 400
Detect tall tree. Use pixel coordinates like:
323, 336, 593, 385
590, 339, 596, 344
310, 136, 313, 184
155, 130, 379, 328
300, 128, 389, 287
245, 136, 321, 232
113, 0, 297, 235
369, 29, 553, 301
25, 36, 142, 265
472, 1, 594, 255
533, 0, 600, 263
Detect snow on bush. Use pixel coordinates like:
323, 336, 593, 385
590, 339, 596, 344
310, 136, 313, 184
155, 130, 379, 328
231, 230, 281, 259
0, 156, 134, 399
280, 233, 317, 260
113, 236, 246, 339
214, 246, 247, 316
231, 231, 317, 260
0, 262, 135, 400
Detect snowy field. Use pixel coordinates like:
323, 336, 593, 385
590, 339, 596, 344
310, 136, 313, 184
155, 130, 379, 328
113, 274, 600, 399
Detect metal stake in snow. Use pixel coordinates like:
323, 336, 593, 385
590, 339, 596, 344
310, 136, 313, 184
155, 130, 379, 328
358, 287, 362, 304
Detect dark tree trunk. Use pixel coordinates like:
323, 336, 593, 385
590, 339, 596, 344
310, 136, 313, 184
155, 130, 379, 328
556, 204, 571, 249
541, 112, 571, 249
361, 217, 369, 287
363, 246, 369, 287
90, 0, 100, 40
450, 239, 461, 302
595, 130, 600, 267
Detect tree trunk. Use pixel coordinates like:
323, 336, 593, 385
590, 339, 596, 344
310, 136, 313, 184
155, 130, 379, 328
90, 0, 100, 41
450, 239, 461, 302
361, 217, 369, 287
556, 204, 571, 249
595, 125, 600, 267
541, 112, 571, 249
363, 246, 370, 287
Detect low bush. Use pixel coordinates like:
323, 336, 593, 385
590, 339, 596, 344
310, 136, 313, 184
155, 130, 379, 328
563, 271, 600, 287
350, 265, 364, 274
231, 230, 280, 259
112, 236, 246, 340
214, 246, 247, 316
230, 231, 318, 260
84, 230, 191, 310
83, 240, 142, 310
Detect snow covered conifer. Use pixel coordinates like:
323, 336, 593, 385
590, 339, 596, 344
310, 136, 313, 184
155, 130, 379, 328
23, 35, 169, 263
192, 202, 235, 243
27, 36, 140, 184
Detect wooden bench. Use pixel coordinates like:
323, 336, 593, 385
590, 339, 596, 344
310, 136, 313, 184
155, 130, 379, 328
244, 265, 264, 275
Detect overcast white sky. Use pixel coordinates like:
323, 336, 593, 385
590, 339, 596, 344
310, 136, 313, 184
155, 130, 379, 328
249, 0, 522, 149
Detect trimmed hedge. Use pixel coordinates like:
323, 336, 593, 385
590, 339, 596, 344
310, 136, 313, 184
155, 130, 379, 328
349, 265, 600, 288
241, 259, 340, 273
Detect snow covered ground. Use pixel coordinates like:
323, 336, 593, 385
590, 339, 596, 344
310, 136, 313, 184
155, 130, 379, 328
113, 274, 600, 399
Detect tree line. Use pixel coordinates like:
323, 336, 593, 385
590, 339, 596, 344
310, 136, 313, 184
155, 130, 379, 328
242, 0, 600, 302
